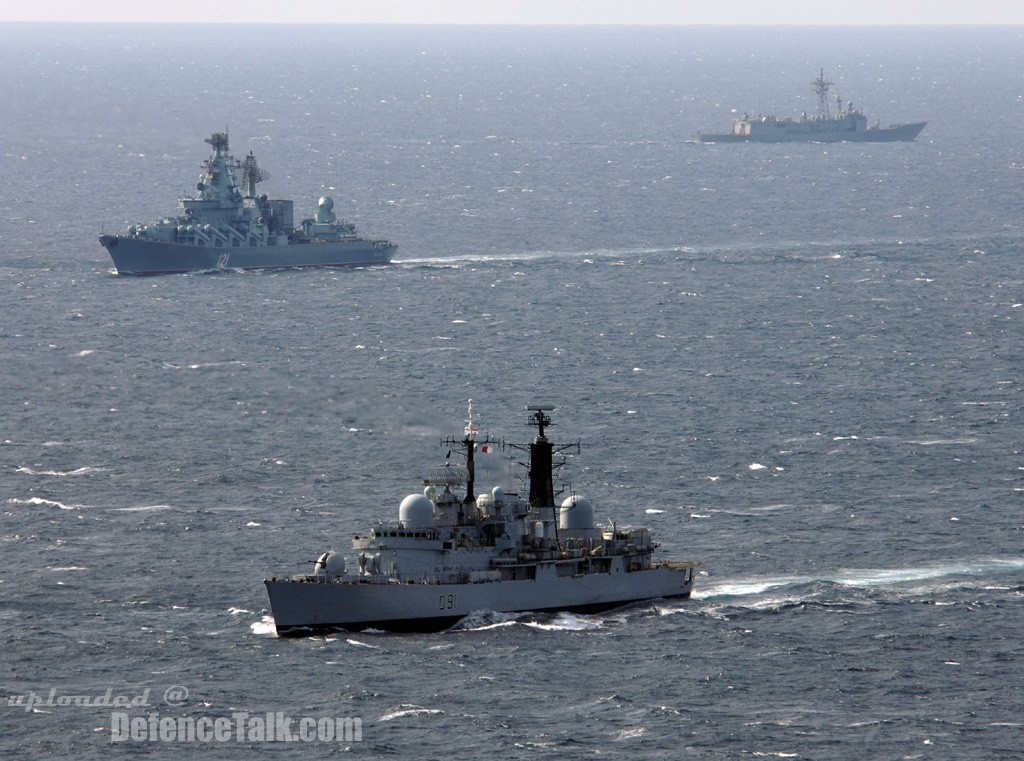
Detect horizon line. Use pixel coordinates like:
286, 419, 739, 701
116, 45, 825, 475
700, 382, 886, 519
3, 20, 1024, 27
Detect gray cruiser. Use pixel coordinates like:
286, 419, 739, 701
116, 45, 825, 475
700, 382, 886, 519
695, 69, 926, 144
264, 404, 700, 634
99, 132, 395, 275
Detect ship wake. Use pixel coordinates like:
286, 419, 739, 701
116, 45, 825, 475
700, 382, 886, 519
657, 558, 1024, 619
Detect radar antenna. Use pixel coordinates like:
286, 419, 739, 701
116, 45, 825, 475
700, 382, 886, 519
526, 404, 554, 440
205, 132, 230, 156
240, 152, 270, 198
812, 68, 833, 119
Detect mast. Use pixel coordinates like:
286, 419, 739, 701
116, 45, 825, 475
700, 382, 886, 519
240, 153, 269, 199
812, 68, 833, 119
526, 405, 555, 509
505, 404, 580, 547
463, 400, 478, 504
442, 399, 488, 505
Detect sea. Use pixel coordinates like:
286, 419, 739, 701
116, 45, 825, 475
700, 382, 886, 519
1, 22, 1022, 759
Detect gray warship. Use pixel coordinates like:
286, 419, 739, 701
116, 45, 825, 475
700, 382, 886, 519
264, 403, 700, 634
695, 69, 926, 144
99, 132, 396, 275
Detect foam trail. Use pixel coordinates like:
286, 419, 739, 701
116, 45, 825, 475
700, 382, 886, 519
694, 558, 1024, 601
397, 246, 673, 268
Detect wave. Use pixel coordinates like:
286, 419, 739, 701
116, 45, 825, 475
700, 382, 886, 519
161, 360, 247, 371
345, 638, 383, 650
901, 437, 979, 446
449, 609, 523, 631
16, 465, 106, 477
521, 612, 605, 632
8, 496, 84, 510
450, 609, 605, 632
378, 704, 444, 722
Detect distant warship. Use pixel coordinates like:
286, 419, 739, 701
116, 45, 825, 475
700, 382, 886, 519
99, 132, 396, 275
265, 403, 700, 634
695, 69, 926, 144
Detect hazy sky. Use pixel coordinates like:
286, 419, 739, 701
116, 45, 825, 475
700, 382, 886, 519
3, 0, 1024, 25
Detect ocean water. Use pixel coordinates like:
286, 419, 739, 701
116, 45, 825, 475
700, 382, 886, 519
1, 23, 1023, 759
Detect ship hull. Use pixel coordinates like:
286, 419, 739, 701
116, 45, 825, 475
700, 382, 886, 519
695, 121, 927, 144
265, 564, 694, 635
99, 235, 395, 275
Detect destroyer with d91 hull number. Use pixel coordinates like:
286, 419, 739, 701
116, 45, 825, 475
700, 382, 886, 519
99, 132, 396, 275
264, 403, 700, 634
695, 69, 926, 144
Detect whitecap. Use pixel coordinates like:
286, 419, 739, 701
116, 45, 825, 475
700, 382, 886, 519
902, 437, 978, 445
182, 361, 247, 370
250, 616, 277, 635
450, 610, 520, 631
614, 727, 647, 740
228, 607, 252, 616
17, 465, 105, 477
694, 578, 801, 599
346, 639, 382, 649
522, 612, 602, 631
9, 496, 82, 510
378, 705, 443, 722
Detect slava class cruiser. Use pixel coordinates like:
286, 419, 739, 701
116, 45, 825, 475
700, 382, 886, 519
264, 404, 700, 634
694, 69, 926, 144
99, 132, 396, 275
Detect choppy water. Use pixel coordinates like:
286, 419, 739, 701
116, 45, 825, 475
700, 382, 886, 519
1, 23, 1022, 760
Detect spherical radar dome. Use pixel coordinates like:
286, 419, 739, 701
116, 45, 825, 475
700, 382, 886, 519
399, 493, 434, 529
559, 495, 594, 529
